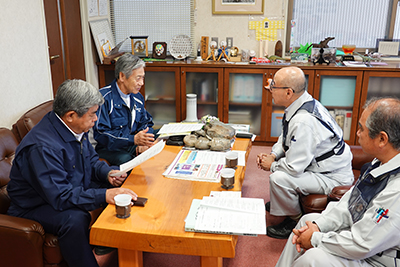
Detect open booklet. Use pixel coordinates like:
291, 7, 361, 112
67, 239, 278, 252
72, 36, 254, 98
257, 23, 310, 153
110, 140, 165, 176
185, 196, 266, 236
162, 149, 246, 182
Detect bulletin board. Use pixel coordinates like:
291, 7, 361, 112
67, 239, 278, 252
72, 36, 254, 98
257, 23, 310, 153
89, 19, 115, 63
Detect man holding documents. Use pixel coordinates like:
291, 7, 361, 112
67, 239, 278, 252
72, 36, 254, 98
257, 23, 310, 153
257, 67, 353, 239
276, 97, 400, 267
93, 53, 155, 166
7, 80, 137, 267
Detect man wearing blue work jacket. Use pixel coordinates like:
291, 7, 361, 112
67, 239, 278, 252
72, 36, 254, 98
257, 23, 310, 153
7, 79, 137, 267
93, 53, 156, 166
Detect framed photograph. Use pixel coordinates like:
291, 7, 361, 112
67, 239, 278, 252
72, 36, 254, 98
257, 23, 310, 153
212, 0, 264, 15
376, 39, 400, 56
152, 42, 167, 59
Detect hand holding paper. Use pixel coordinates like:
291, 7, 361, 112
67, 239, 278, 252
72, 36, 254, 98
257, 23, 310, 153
110, 140, 165, 177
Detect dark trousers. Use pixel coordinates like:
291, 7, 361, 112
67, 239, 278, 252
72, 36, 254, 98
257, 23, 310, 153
23, 205, 99, 267
97, 145, 137, 166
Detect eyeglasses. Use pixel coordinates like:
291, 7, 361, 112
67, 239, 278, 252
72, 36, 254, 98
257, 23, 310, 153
264, 79, 293, 92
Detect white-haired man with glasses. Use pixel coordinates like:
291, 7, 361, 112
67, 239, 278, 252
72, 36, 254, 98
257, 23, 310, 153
257, 66, 353, 239
93, 53, 156, 167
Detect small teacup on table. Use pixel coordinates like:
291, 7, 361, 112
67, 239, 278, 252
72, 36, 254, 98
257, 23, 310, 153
220, 168, 235, 190
114, 194, 132, 219
225, 151, 238, 169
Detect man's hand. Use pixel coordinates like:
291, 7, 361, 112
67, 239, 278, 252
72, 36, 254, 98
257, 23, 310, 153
106, 188, 138, 204
256, 153, 275, 171
136, 145, 149, 155
134, 127, 154, 147
108, 170, 127, 187
292, 221, 320, 252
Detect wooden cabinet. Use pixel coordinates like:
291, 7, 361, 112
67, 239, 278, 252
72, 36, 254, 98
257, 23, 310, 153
98, 61, 400, 145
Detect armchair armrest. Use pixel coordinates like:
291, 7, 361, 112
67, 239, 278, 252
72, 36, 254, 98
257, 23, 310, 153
0, 214, 45, 266
327, 185, 353, 202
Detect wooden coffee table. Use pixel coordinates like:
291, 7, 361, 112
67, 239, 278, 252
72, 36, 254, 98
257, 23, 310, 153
90, 138, 252, 267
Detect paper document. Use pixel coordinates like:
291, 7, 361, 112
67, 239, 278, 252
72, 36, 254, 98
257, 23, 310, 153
110, 140, 165, 176
163, 149, 246, 182
209, 191, 241, 198
185, 197, 266, 236
158, 123, 204, 135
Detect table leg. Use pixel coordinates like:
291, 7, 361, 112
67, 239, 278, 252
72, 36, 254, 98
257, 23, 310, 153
118, 249, 143, 267
200, 256, 223, 267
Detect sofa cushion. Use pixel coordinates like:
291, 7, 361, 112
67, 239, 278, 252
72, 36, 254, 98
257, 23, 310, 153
0, 128, 18, 214
12, 100, 53, 142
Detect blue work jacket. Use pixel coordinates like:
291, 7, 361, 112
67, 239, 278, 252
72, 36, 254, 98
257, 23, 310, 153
7, 111, 115, 216
93, 80, 154, 151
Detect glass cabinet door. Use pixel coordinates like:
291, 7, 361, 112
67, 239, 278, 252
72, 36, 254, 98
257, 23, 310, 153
362, 71, 400, 100
313, 70, 363, 145
225, 68, 266, 139
143, 65, 180, 128
181, 67, 223, 121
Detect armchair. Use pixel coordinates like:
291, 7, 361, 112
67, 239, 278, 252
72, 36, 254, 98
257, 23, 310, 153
300, 145, 374, 214
0, 127, 66, 267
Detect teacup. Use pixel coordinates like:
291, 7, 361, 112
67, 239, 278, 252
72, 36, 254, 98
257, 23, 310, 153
220, 168, 235, 190
225, 151, 238, 169
114, 194, 132, 219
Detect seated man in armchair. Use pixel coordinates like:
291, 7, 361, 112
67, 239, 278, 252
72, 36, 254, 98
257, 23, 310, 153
257, 67, 354, 239
276, 97, 400, 267
93, 53, 156, 166
7, 79, 137, 267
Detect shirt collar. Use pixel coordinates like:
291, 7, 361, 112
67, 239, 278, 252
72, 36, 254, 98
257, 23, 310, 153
116, 82, 130, 100
55, 113, 84, 141
370, 153, 400, 178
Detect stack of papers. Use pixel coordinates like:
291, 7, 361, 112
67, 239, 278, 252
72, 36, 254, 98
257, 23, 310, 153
185, 196, 266, 236
158, 123, 204, 139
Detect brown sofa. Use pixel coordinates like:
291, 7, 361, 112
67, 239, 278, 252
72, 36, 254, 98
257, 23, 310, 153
0, 127, 66, 267
12, 100, 53, 142
300, 145, 375, 214
0, 100, 103, 267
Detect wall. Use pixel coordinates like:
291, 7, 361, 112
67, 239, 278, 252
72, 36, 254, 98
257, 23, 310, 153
0, 0, 53, 128
80, 0, 111, 89
80, 0, 288, 88
194, 0, 286, 57
0, 0, 287, 128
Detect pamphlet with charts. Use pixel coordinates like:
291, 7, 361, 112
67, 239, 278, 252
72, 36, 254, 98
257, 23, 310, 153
163, 149, 226, 182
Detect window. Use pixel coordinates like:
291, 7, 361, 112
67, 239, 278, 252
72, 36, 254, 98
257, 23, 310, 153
286, 0, 399, 52
394, 1, 400, 39
110, 0, 194, 55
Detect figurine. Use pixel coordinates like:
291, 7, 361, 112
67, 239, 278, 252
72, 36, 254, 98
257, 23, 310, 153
206, 41, 218, 61
308, 37, 335, 50
217, 41, 230, 61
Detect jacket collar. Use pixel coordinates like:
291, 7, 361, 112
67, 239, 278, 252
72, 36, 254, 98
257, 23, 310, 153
285, 91, 313, 122
49, 111, 84, 144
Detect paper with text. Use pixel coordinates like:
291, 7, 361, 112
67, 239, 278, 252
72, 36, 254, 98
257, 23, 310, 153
110, 140, 165, 176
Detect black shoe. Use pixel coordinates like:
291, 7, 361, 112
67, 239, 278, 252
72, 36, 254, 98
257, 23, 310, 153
265, 201, 270, 212
267, 217, 298, 239
94, 246, 116, 255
